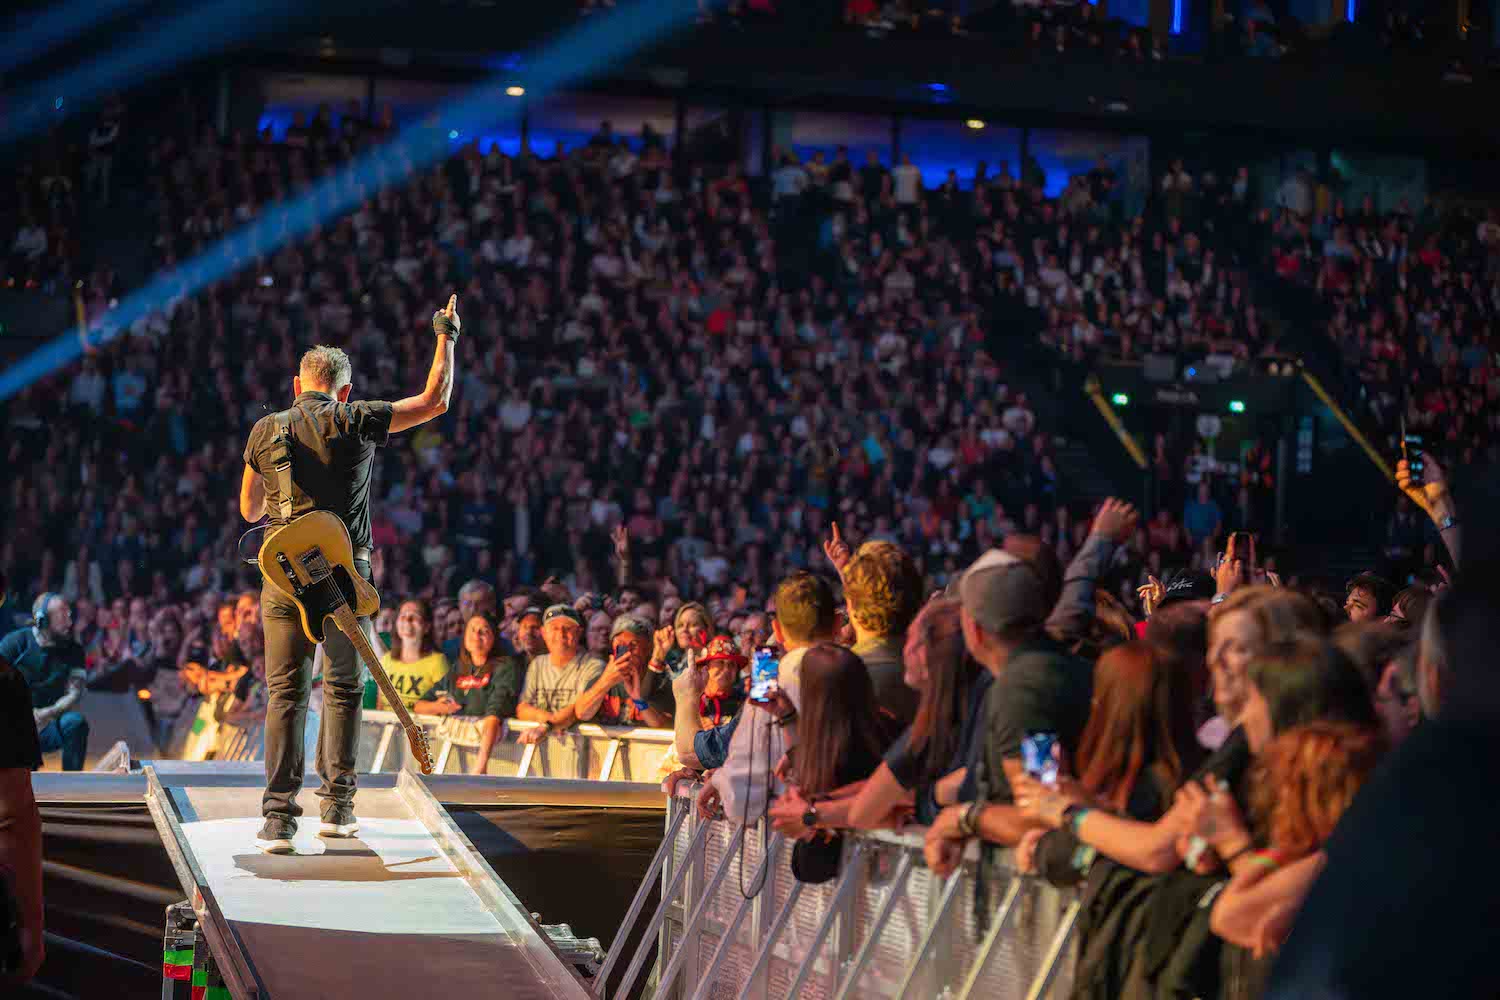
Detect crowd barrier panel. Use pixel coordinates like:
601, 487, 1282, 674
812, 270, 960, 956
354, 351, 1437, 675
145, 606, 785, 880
597, 784, 1081, 1000
172, 701, 673, 782
359, 711, 674, 781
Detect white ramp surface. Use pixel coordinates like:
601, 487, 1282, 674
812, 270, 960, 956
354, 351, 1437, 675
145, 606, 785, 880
149, 771, 591, 999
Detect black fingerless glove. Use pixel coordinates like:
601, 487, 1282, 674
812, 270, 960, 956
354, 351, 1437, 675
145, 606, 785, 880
432, 310, 460, 341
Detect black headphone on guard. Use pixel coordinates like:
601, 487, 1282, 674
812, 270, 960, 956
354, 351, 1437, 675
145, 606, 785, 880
33, 592, 60, 631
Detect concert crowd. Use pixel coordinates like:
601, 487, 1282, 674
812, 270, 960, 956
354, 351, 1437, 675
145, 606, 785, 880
2, 93, 1497, 998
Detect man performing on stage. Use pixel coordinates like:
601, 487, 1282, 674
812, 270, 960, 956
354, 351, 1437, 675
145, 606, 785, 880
239, 295, 460, 854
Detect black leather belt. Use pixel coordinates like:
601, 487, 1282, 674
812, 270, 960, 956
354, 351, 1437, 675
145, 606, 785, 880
354, 546, 373, 563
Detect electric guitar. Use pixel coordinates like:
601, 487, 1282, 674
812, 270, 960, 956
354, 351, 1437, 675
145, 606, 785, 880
257, 510, 435, 773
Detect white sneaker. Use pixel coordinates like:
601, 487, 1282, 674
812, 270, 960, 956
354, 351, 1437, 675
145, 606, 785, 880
318, 817, 360, 838
255, 817, 297, 854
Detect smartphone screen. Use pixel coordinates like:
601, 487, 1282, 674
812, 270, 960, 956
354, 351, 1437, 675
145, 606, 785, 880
1404, 433, 1425, 485
1021, 731, 1060, 787
749, 646, 779, 703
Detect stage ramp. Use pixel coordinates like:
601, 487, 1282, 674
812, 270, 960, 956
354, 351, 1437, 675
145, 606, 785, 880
143, 765, 594, 999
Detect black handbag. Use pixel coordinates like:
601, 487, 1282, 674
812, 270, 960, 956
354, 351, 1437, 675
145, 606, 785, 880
790, 833, 844, 884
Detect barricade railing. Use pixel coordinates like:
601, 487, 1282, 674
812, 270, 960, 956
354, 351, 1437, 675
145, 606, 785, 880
177, 701, 674, 782
361, 712, 675, 781
597, 784, 1081, 1000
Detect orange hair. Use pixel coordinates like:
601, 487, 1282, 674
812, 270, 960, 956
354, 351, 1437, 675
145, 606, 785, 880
1250, 721, 1386, 861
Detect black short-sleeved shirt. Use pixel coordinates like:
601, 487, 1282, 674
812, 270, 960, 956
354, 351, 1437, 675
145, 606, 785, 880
978, 635, 1094, 804
0, 655, 43, 770
242, 390, 395, 551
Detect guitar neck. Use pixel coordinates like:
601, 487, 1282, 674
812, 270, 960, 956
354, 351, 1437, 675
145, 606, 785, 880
329, 605, 420, 732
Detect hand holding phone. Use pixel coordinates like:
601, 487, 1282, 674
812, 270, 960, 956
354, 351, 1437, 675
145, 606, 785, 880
749, 646, 780, 704
1399, 414, 1425, 485
1021, 731, 1061, 788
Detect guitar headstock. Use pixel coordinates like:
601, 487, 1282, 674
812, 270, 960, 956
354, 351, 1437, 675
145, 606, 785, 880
407, 724, 435, 775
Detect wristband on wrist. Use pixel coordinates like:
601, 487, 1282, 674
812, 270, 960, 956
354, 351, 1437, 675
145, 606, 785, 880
1221, 842, 1255, 866
631, 697, 650, 712
771, 708, 798, 728
1063, 804, 1093, 836
1440, 514, 1459, 531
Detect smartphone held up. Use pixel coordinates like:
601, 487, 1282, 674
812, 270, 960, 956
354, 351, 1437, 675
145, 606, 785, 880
749, 646, 780, 704
1022, 731, 1061, 787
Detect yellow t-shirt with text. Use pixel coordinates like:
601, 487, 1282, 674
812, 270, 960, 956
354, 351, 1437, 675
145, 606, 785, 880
379, 651, 450, 709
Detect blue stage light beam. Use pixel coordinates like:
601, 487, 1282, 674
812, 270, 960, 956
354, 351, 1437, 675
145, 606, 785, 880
0, 0, 703, 402
1, 0, 303, 145
0, 0, 151, 75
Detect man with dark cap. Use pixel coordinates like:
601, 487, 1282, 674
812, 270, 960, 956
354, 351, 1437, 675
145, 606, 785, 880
923, 548, 1093, 874
512, 605, 547, 662
573, 616, 672, 728
514, 605, 606, 743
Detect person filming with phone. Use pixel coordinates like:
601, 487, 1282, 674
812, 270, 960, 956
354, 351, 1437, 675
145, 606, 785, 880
923, 549, 1094, 874
573, 616, 672, 729
698, 572, 837, 822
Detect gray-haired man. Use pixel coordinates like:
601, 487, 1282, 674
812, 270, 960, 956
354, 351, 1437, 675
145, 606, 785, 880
240, 295, 461, 854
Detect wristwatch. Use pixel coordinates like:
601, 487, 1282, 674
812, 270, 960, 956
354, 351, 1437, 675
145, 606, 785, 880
957, 800, 983, 838
802, 800, 820, 830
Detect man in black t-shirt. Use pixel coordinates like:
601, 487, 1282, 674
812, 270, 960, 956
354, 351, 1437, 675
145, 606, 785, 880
924, 548, 1093, 874
239, 295, 461, 854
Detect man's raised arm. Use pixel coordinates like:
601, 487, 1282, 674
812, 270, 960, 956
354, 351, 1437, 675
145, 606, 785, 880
390, 294, 460, 434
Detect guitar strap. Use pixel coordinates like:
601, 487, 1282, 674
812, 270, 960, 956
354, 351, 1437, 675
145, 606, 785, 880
268, 405, 305, 522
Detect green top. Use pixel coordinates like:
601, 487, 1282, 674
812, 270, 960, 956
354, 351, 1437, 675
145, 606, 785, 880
418, 655, 523, 719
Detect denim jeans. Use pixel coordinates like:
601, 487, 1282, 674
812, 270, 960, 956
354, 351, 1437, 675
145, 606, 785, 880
260, 559, 371, 822
38, 711, 89, 771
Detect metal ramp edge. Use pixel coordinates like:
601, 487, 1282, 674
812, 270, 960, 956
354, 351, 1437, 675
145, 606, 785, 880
143, 765, 596, 1000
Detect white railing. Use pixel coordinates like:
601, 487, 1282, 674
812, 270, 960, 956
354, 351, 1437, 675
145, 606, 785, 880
173, 699, 675, 783
358, 711, 675, 781
596, 784, 1081, 1000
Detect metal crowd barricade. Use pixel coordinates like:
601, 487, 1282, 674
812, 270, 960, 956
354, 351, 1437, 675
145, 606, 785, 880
178, 702, 675, 781
596, 784, 1081, 1000
358, 711, 674, 781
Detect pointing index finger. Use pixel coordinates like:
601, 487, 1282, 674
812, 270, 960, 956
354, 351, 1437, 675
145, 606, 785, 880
446, 294, 457, 316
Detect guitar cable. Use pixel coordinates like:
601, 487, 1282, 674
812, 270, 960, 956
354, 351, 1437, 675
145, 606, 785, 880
737, 700, 773, 900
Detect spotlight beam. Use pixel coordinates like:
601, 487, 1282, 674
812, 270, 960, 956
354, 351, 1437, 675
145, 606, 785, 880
0, 0, 151, 76
0, 0, 702, 402
1, 0, 304, 145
